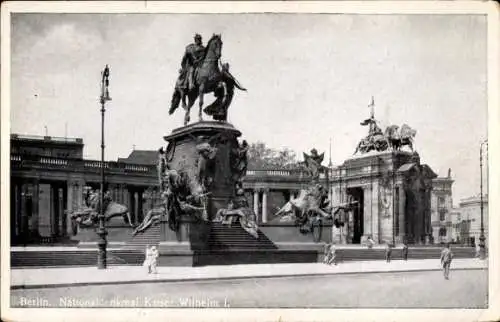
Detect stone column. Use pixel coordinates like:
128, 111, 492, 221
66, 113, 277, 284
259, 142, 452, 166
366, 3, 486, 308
20, 184, 28, 241
363, 185, 372, 241
66, 182, 74, 236
13, 182, 20, 238
120, 184, 126, 204
31, 179, 40, 237
58, 187, 64, 236
114, 184, 119, 203
76, 182, 84, 209
253, 189, 259, 215
134, 191, 140, 224
398, 185, 406, 241
262, 189, 268, 223
371, 181, 380, 243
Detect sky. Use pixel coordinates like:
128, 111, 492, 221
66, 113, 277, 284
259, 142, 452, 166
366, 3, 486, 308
10, 13, 487, 205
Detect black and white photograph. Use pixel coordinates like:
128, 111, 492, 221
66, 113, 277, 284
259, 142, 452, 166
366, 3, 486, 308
1, 1, 499, 322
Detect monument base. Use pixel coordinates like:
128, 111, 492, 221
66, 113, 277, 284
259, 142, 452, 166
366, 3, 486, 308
163, 121, 243, 219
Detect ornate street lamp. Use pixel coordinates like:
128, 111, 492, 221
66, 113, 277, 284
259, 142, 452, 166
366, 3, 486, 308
97, 65, 112, 269
479, 139, 488, 260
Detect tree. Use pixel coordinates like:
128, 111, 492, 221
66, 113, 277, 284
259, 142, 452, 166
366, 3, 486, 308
247, 141, 299, 169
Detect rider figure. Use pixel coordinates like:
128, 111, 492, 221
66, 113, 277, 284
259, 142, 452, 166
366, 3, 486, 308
181, 34, 205, 91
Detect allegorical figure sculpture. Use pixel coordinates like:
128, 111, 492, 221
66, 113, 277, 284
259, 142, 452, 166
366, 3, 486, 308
134, 137, 219, 235
196, 142, 218, 191
302, 148, 325, 182
230, 139, 249, 185
169, 33, 246, 125
275, 149, 332, 237
214, 188, 259, 239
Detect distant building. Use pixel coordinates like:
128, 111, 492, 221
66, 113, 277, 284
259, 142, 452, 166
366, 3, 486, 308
449, 209, 463, 243
430, 175, 454, 243
456, 194, 488, 246
11, 134, 84, 159
118, 150, 158, 165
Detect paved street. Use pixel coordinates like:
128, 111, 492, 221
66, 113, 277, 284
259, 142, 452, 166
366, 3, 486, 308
11, 269, 487, 308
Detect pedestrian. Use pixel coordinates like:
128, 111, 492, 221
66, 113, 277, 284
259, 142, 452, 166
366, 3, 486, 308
328, 243, 337, 265
402, 242, 408, 261
367, 236, 375, 249
385, 243, 392, 263
323, 242, 330, 264
150, 245, 159, 274
475, 243, 481, 258
440, 243, 454, 280
143, 244, 153, 274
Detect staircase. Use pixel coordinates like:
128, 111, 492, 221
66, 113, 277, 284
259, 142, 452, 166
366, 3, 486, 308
334, 247, 478, 262
11, 249, 144, 267
207, 222, 278, 250
193, 222, 296, 266
124, 224, 161, 250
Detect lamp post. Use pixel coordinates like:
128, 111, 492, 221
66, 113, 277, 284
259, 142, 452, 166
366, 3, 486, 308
97, 65, 112, 269
392, 152, 396, 246
479, 139, 488, 260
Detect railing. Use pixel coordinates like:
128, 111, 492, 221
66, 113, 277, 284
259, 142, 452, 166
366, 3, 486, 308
12, 153, 388, 182
246, 169, 304, 177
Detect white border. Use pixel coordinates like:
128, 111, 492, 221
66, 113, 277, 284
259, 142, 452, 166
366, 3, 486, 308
1, 1, 499, 322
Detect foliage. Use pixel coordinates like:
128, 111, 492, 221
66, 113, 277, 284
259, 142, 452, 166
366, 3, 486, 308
247, 141, 300, 170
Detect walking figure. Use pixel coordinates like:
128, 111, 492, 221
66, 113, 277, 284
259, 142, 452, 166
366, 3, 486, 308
440, 243, 454, 280
328, 244, 337, 265
385, 243, 392, 263
144, 245, 159, 274
323, 243, 330, 264
366, 236, 375, 249
323, 243, 337, 265
402, 242, 408, 261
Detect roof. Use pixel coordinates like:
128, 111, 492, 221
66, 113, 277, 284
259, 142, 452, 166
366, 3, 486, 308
11, 133, 83, 145
118, 150, 158, 165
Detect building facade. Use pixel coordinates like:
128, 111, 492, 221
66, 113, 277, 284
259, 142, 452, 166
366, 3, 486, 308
10, 133, 453, 246
430, 175, 454, 243
456, 194, 489, 246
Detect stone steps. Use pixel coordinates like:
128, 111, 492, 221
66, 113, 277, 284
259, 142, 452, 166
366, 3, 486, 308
10, 246, 477, 268
124, 224, 161, 250
11, 249, 144, 267
207, 223, 278, 250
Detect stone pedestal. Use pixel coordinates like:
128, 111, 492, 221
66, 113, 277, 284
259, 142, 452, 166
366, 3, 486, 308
331, 225, 348, 244
163, 121, 242, 250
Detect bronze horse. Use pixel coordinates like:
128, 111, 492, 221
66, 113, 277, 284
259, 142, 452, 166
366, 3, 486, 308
169, 34, 246, 125
385, 124, 416, 152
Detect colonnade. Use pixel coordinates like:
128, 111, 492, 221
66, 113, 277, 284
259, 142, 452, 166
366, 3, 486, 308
250, 188, 300, 223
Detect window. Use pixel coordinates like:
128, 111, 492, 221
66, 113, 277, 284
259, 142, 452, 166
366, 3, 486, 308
438, 196, 445, 205
439, 227, 447, 237
439, 209, 446, 221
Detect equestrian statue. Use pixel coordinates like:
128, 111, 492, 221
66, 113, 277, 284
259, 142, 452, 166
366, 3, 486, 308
169, 33, 247, 125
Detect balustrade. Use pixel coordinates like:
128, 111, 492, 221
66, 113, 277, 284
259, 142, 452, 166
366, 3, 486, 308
11, 154, 156, 175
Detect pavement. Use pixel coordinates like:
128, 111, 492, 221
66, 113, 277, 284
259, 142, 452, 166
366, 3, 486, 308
10, 258, 487, 289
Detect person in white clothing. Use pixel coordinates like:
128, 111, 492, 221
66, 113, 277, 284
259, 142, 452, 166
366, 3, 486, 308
150, 246, 159, 274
